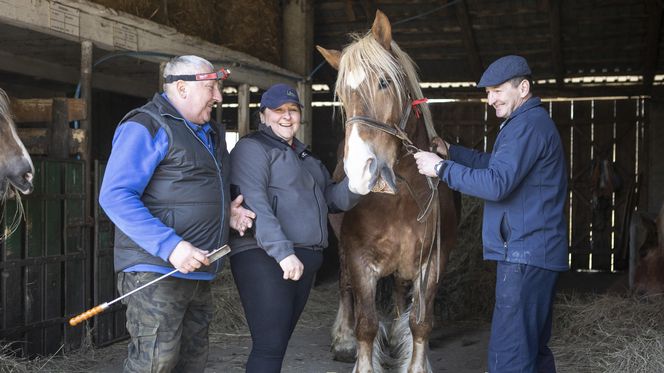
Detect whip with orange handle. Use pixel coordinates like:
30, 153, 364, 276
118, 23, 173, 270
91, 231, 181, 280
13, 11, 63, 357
69, 245, 231, 326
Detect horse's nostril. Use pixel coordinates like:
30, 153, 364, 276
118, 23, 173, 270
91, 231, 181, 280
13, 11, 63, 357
367, 157, 377, 175
24, 172, 33, 183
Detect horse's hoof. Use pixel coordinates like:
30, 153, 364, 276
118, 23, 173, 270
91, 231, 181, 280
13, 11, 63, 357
332, 346, 356, 363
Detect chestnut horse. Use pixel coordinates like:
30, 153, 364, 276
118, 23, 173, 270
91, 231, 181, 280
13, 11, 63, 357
0, 88, 34, 236
317, 10, 457, 373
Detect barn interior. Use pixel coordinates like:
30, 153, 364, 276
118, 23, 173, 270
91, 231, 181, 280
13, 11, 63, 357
0, 0, 663, 372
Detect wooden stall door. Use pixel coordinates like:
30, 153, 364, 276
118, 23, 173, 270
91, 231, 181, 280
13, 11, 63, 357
0, 159, 89, 356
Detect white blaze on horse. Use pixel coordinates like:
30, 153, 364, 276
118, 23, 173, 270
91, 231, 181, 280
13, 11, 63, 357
0, 88, 34, 199
318, 10, 457, 373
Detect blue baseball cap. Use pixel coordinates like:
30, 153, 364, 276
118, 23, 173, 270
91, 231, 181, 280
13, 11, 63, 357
477, 55, 532, 88
260, 83, 302, 111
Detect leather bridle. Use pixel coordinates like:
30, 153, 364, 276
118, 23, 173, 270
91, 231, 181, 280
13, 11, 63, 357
344, 98, 422, 155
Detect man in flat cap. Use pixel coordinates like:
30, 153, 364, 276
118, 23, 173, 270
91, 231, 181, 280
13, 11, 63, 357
415, 55, 568, 372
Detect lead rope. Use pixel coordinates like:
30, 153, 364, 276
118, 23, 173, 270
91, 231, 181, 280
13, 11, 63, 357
415, 188, 440, 324
407, 97, 444, 323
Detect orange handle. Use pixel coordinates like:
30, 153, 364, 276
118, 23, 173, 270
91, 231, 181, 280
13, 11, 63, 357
69, 304, 108, 326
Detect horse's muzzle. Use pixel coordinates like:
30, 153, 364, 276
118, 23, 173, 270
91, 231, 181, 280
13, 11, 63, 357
7, 161, 34, 195
369, 164, 398, 194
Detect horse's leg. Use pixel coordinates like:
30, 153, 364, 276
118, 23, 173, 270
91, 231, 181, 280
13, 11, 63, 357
331, 242, 357, 362
405, 263, 440, 373
350, 259, 380, 373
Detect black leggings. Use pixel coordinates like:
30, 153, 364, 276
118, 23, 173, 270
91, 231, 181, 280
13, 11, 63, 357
230, 248, 323, 373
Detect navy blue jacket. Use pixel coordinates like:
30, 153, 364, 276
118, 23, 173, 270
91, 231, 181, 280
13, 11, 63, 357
441, 97, 568, 271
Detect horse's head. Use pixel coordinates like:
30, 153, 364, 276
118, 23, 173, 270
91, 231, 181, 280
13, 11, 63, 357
317, 10, 429, 195
0, 88, 34, 197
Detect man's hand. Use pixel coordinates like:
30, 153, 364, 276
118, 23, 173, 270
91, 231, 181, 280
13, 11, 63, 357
431, 137, 450, 158
168, 240, 210, 274
230, 194, 256, 236
279, 254, 304, 281
413, 151, 443, 178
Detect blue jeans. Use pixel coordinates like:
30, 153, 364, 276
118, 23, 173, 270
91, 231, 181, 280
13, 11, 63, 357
488, 262, 560, 373
231, 248, 323, 373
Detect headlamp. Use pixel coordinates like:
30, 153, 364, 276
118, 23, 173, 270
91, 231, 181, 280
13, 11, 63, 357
164, 67, 230, 83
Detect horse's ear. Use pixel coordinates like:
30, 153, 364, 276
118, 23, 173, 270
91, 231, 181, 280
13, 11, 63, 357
371, 10, 392, 51
316, 45, 341, 71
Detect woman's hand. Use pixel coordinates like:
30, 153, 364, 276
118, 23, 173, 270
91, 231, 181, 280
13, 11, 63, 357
279, 254, 304, 281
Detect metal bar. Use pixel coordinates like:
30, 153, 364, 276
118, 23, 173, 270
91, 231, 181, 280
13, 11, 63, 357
69, 245, 230, 326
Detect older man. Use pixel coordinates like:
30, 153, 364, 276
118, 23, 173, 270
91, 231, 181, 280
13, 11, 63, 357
414, 55, 568, 373
100, 55, 255, 372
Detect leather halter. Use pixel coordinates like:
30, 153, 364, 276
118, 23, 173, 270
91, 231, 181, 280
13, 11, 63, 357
344, 99, 420, 154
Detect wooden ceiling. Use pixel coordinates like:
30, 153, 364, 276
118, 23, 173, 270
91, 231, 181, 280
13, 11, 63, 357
312, 0, 662, 94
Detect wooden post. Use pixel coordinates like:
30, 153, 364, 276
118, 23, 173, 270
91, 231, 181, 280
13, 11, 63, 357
297, 81, 312, 146
238, 84, 250, 137
50, 98, 70, 159
159, 61, 167, 92
283, 0, 313, 146
80, 40, 93, 313
80, 40, 93, 221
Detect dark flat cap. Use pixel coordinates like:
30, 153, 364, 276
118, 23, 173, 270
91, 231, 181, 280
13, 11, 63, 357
477, 55, 531, 88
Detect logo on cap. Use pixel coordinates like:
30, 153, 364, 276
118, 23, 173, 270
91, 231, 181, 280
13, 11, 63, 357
287, 89, 297, 98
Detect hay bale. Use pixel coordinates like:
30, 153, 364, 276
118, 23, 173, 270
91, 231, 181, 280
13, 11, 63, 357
89, 0, 281, 65
436, 195, 496, 322
551, 293, 664, 373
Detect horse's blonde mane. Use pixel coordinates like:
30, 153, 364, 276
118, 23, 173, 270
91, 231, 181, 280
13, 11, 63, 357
335, 31, 435, 138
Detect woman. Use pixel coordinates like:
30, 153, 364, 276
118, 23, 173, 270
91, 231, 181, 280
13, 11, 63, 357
229, 83, 360, 372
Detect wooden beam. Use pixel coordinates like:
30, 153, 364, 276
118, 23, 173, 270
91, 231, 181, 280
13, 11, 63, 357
297, 81, 312, 146
17, 128, 85, 156
51, 98, 70, 159
237, 84, 250, 138
283, 0, 313, 145
419, 84, 659, 100
10, 98, 86, 123
0, 49, 155, 98
0, 0, 302, 89
282, 0, 313, 77
643, 0, 663, 91
455, 0, 483, 81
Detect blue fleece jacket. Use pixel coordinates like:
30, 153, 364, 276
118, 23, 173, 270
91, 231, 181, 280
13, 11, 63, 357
440, 97, 568, 271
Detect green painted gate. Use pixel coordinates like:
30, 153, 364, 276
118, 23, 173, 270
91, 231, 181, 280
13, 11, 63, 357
0, 159, 128, 356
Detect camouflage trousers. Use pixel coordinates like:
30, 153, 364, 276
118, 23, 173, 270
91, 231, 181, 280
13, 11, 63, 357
117, 272, 214, 373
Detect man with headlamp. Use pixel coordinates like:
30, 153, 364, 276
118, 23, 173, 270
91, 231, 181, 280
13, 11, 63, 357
100, 55, 255, 371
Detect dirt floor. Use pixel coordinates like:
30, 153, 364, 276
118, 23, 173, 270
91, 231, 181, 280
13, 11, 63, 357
93, 292, 491, 373
94, 318, 490, 372
86, 271, 632, 372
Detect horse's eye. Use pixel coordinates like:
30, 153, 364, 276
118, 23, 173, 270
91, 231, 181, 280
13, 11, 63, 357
378, 77, 390, 90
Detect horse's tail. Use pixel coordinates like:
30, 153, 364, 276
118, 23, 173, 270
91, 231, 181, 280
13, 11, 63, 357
388, 308, 433, 373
